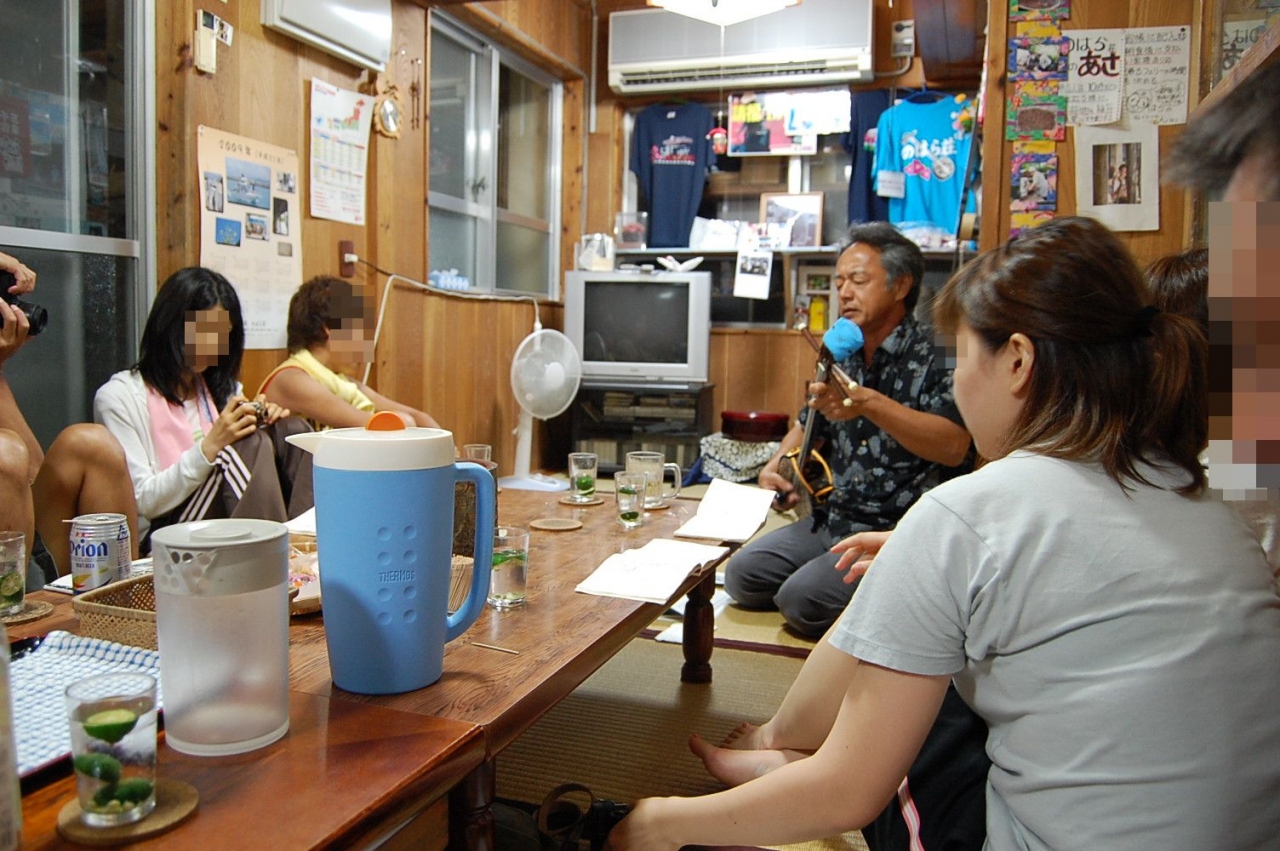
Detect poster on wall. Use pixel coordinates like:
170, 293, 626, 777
197, 125, 301, 349
1061, 29, 1124, 125
1073, 122, 1159, 232
1123, 26, 1190, 125
727, 89, 850, 157
309, 78, 373, 225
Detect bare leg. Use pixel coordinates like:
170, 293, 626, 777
32, 424, 139, 575
741, 621, 859, 752
0, 428, 34, 557
0, 374, 42, 480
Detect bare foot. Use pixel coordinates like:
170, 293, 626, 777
689, 733, 792, 787
719, 721, 763, 750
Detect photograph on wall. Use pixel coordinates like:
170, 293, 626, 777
203, 171, 224, 212
1009, 0, 1071, 23
1010, 141, 1058, 212
760, 192, 824, 248
225, 157, 271, 210
1074, 122, 1159, 231
197, 124, 302, 349
1006, 81, 1067, 141
733, 249, 773, 300
1008, 35, 1070, 82
1011, 210, 1055, 238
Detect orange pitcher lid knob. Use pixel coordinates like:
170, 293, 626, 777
365, 411, 407, 431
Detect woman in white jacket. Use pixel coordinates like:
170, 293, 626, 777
95, 267, 313, 543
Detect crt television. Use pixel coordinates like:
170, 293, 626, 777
564, 270, 711, 387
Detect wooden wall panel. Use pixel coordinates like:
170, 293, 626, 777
982, 0, 1200, 264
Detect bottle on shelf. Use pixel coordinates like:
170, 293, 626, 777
809, 295, 827, 332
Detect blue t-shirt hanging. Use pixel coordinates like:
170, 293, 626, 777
873, 97, 976, 249
631, 103, 714, 248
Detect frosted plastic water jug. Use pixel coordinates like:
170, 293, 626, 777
287, 418, 494, 694
151, 518, 290, 755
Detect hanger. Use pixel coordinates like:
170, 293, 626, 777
904, 87, 948, 104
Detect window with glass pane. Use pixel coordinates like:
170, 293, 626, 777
428, 17, 561, 296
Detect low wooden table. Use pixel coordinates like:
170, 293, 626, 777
292, 488, 729, 849
12, 488, 732, 850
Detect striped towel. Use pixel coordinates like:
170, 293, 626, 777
10, 631, 162, 776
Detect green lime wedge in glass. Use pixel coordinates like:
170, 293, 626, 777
83, 708, 138, 744
74, 752, 123, 782
619, 486, 637, 495
0, 572, 22, 598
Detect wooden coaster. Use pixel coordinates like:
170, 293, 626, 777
1, 599, 54, 625
644, 501, 672, 510
57, 778, 199, 845
529, 517, 583, 532
558, 495, 603, 506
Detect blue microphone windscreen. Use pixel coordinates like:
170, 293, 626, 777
824, 318, 864, 360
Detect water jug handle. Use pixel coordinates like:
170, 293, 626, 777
447, 462, 495, 641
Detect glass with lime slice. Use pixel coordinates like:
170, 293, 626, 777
488, 527, 530, 609
614, 472, 646, 529
66, 673, 158, 827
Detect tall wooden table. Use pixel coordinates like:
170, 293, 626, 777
289, 488, 728, 850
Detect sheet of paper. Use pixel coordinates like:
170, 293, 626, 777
575, 538, 728, 604
655, 590, 734, 643
1123, 25, 1190, 126
674, 478, 777, 542
1062, 29, 1124, 125
284, 507, 317, 536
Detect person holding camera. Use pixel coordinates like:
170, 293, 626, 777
94, 266, 314, 544
0, 251, 140, 584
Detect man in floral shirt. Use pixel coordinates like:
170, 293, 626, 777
725, 222, 972, 636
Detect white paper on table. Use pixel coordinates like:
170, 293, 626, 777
674, 478, 777, 542
576, 538, 729, 604
284, 507, 317, 536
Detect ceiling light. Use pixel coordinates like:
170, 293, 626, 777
647, 0, 801, 28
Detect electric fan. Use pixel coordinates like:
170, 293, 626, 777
497, 320, 583, 491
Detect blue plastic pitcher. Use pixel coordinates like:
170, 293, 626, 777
287, 417, 494, 694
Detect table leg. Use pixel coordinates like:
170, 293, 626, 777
681, 569, 716, 684
449, 759, 495, 851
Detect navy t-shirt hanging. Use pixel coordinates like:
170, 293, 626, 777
842, 89, 892, 225
630, 103, 714, 248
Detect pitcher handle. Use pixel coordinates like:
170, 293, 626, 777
663, 462, 681, 501
447, 462, 495, 642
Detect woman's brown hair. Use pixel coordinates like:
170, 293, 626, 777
933, 217, 1207, 493
286, 275, 368, 353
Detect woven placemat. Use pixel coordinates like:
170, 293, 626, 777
1, 599, 54, 625
57, 778, 198, 845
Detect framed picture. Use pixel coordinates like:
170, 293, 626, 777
800, 265, 835, 294
759, 192, 824, 248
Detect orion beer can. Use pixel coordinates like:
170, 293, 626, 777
70, 513, 131, 594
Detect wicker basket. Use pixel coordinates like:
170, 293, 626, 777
72, 574, 158, 650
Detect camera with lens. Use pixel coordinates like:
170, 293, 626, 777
0, 270, 49, 336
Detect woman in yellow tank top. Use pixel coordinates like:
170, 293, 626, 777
258, 276, 441, 431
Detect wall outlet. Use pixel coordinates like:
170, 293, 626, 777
891, 19, 916, 59
339, 240, 355, 278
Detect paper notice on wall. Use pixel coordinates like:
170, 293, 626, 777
309, 79, 372, 225
733, 250, 772, 300
1074, 121, 1160, 232
1062, 29, 1124, 125
196, 125, 301, 349
1123, 26, 1191, 125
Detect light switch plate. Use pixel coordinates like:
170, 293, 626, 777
194, 10, 217, 74
891, 19, 916, 58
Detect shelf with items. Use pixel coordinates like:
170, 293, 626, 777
570, 383, 715, 474
793, 263, 838, 332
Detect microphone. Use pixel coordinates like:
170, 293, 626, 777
802, 318, 863, 400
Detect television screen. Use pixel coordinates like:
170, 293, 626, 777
564, 271, 711, 386
582, 280, 689, 364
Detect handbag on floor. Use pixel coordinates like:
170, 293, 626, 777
536, 783, 631, 851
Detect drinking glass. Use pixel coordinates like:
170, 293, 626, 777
567, 452, 598, 503
614, 472, 647, 529
66, 672, 158, 827
624, 451, 681, 509
489, 526, 529, 609
0, 531, 24, 617
463, 444, 492, 462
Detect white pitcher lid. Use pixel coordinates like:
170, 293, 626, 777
151, 518, 287, 597
286, 413, 456, 472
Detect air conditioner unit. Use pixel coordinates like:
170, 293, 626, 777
608, 0, 873, 95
